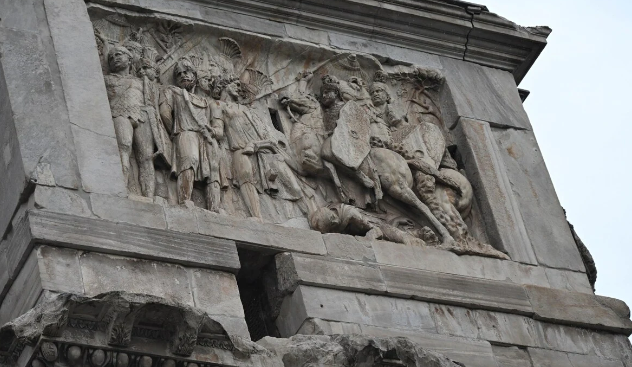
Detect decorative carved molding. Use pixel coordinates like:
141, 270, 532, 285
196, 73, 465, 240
0, 293, 241, 366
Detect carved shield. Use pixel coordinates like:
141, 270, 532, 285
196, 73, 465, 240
331, 101, 371, 170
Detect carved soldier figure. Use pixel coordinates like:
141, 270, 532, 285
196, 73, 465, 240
319, 75, 383, 205
369, 73, 407, 148
195, 65, 227, 212
103, 45, 157, 197
159, 57, 219, 206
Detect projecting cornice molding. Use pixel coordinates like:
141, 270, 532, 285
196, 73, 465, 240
88, 0, 550, 83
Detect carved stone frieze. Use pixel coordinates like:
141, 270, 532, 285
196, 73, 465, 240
90, 8, 506, 260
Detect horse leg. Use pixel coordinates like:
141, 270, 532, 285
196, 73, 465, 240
323, 160, 348, 202
387, 181, 455, 246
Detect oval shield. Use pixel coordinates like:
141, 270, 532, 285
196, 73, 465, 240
331, 100, 371, 170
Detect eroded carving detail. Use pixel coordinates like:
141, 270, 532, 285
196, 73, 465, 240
92, 12, 507, 259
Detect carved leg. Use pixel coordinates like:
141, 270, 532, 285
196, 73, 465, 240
133, 121, 156, 198
177, 169, 195, 204
206, 181, 221, 213
323, 160, 348, 203
241, 182, 262, 218
233, 150, 262, 218
388, 181, 455, 246
113, 117, 133, 188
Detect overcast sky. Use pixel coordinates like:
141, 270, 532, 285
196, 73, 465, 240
478, 0, 631, 308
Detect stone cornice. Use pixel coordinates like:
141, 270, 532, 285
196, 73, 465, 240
125, 0, 549, 83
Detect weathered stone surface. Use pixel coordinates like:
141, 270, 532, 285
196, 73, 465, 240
372, 240, 548, 287
528, 348, 573, 367
36, 246, 84, 294
0, 251, 41, 325
544, 268, 593, 294
322, 233, 376, 262
79, 252, 195, 306
474, 309, 541, 347
440, 56, 530, 129
190, 269, 244, 318
380, 265, 533, 314
70, 127, 126, 196
28, 210, 240, 272
431, 303, 542, 348
33, 186, 92, 218
276, 253, 386, 294
44, 0, 126, 195
0, 63, 27, 239
164, 204, 199, 233
567, 353, 624, 367
196, 209, 326, 255
277, 285, 436, 337
492, 127, 585, 271
455, 117, 536, 264
492, 345, 532, 367
285, 24, 330, 45
525, 285, 632, 333
91, 193, 166, 229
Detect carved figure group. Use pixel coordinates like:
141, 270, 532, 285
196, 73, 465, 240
94, 18, 508, 259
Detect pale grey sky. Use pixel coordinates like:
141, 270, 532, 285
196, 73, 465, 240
480, 0, 631, 308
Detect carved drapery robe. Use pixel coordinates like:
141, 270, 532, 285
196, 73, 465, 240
160, 86, 213, 182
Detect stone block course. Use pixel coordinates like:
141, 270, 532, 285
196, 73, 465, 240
276, 252, 386, 295
28, 210, 240, 272
276, 285, 437, 336
525, 285, 632, 334
80, 252, 196, 306
380, 265, 533, 314
372, 239, 549, 287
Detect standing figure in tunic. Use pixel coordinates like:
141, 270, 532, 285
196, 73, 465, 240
159, 57, 219, 206
103, 45, 157, 198
212, 76, 302, 218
